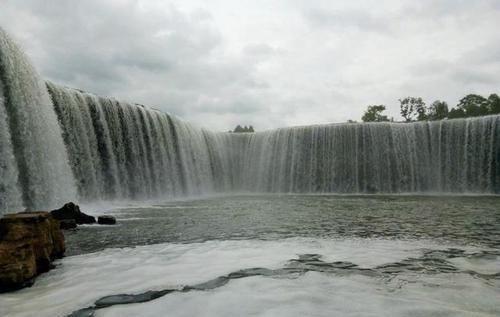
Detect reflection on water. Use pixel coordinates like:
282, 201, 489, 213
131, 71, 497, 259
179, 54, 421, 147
67, 194, 500, 255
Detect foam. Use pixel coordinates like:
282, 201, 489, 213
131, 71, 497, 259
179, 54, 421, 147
0, 238, 494, 317
96, 273, 500, 317
449, 255, 500, 275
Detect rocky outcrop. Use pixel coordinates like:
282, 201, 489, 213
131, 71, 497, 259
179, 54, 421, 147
51, 202, 95, 225
0, 212, 65, 292
97, 216, 116, 225
59, 219, 77, 230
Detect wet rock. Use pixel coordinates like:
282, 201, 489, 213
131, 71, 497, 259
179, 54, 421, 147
97, 216, 116, 225
95, 290, 173, 308
51, 202, 95, 225
0, 212, 65, 293
67, 307, 96, 317
59, 219, 77, 230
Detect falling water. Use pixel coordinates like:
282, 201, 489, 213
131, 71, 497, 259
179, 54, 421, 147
1, 28, 499, 215
46, 83, 239, 202
0, 28, 76, 214
238, 119, 500, 193
49, 81, 499, 199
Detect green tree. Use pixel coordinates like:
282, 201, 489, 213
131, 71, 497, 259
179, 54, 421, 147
488, 93, 500, 114
399, 97, 425, 122
427, 100, 449, 120
233, 125, 255, 133
454, 94, 489, 117
361, 105, 389, 122
448, 107, 466, 119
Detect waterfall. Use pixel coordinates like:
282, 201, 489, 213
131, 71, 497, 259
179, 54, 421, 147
0, 28, 76, 214
46, 83, 239, 202
49, 84, 498, 198
0, 72, 23, 212
1, 28, 499, 215
239, 119, 500, 193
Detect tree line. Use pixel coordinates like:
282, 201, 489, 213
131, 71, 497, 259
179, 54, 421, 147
230, 125, 255, 133
361, 93, 500, 122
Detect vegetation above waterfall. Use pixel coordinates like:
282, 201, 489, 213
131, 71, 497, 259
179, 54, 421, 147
230, 125, 255, 133
361, 93, 500, 122
361, 105, 389, 122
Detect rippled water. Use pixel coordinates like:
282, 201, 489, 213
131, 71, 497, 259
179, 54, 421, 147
66, 194, 500, 255
1, 195, 499, 317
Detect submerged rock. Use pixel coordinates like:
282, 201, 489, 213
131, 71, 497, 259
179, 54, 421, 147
97, 216, 116, 225
51, 202, 95, 225
0, 211, 65, 292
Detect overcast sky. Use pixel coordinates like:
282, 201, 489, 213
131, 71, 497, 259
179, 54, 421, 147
1, 0, 499, 130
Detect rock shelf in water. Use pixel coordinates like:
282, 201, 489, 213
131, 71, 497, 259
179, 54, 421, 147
0, 212, 65, 292
51, 202, 96, 225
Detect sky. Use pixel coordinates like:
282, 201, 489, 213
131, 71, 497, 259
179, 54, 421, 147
1, 0, 499, 131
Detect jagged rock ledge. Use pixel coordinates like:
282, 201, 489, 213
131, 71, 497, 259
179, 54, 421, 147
51, 202, 96, 225
50, 202, 116, 228
0, 212, 65, 293
0, 203, 117, 293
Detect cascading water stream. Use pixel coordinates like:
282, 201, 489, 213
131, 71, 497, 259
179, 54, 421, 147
0, 28, 76, 214
46, 83, 240, 203
48, 82, 500, 200
0, 72, 23, 212
0, 27, 499, 215
239, 119, 500, 193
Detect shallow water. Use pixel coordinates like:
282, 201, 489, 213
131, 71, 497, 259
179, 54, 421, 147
1, 195, 500, 317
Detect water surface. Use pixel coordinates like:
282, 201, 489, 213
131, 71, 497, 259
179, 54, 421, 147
67, 194, 500, 255
2, 194, 499, 317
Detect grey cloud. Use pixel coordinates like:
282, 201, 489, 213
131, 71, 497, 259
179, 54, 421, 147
460, 42, 500, 66
452, 69, 498, 85
409, 59, 453, 77
408, 43, 500, 86
195, 97, 266, 115
300, 0, 500, 36
0, 0, 269, 129
302, 8, 394, 34
403, 0, 500, 18
1, 0, 499, 130
243, 44, 282, 57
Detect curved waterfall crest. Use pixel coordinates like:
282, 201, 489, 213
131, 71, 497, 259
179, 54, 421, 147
0, 28, 76, 213
46, 84, 500, 200
46, 83, 238, 202
239, 118, 500, 193
0, 28, 499, 215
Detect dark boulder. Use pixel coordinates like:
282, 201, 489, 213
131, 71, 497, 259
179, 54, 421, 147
98, 216, 116, 225
51, 202, 95, 225
59, 219, 77, 230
